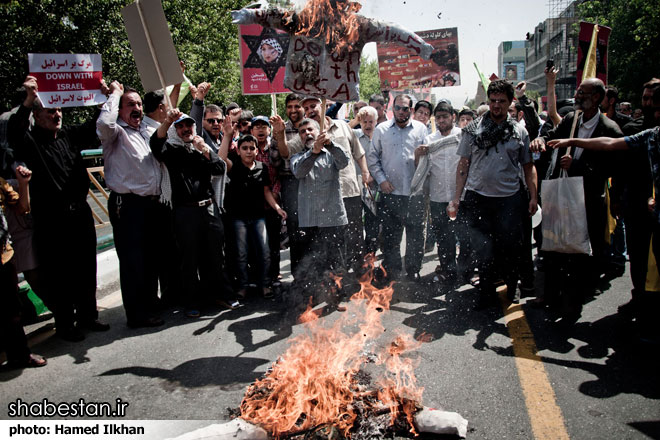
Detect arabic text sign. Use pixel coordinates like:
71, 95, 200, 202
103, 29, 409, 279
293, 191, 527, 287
377, 27, 460, 91
28, 53, 106, 108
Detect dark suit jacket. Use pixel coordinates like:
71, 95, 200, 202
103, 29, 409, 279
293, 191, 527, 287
541, 112, 623, 255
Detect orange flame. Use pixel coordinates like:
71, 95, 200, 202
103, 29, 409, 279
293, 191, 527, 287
287, 0, 363, 55
239, 259, 424, 438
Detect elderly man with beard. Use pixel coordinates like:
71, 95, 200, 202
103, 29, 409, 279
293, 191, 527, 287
9, 76, 109, 341
291, 118, 350, 285
453, 80, 537, 309
97, 81, 165, 328
530, 77, 622, 325
151, 109, 239, 316
354, 106, 380, 255
545, 85, 660, 342
279, 96, 369, 274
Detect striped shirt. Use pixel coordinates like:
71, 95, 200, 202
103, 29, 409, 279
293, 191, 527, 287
291, 142, 350, 228
97, 93, 161, 196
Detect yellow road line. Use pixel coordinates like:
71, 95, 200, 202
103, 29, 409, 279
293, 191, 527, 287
499, 292, 570, 439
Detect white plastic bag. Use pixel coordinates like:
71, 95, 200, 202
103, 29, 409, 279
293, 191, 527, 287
540, 173, 592, 255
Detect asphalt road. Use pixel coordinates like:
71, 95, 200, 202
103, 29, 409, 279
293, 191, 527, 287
1, 246, 659, 440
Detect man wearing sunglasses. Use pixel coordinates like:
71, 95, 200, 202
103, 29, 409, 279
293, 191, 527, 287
189, 82, 224, 153
367, 94, 429, 282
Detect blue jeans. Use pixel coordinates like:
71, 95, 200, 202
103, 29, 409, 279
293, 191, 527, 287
233, 217, 270, 289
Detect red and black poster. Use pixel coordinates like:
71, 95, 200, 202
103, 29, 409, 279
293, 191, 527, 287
576, 22, 611, 87
377, 27, 460, 91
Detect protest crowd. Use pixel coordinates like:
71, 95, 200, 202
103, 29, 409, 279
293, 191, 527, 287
1, 60, 659, 369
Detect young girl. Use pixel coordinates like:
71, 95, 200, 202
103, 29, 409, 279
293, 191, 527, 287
223, 134, 286, 298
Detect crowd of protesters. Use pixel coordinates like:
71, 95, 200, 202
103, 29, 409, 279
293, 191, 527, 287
1, 67, 659, 369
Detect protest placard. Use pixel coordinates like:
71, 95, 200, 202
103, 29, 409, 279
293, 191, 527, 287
121, 0, 183, 94
28, 53, 105, 108
377, 27, 460, 91
239, 24, 290, 95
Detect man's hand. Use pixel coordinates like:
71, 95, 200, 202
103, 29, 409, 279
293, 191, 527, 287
515, 81, 527, 99
270, 115, 285, 135
15, 165, 32, 184
530, 137, 546, 153
108, 81, 123, 96
447, 199, 459, 219
559, 154, 572, 170
528, 197, 538, 216
276, 207, 287, 220
22, 76, 39, 107
228, 107, 242, 122
192, 135, 208, 152
99, 79, 110, 97
547, 139, 572, 149
545, 66, 559, 85
362, 170, 373, 185
313, 131, 329, 154
414, 144, 429, 161
194, 82, 211, 101
165, 108, 183, 125
380, 181, 395, 194
223, 115, 237, 138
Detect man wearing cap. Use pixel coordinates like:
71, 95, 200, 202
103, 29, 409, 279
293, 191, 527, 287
97, 81, 165, 329
282, 96, 369, 273
151, 109, 239, 316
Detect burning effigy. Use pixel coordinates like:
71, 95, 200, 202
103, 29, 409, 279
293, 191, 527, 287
231, 0, 435, 102
169, 260, 467, 440
168, 3, 467, 438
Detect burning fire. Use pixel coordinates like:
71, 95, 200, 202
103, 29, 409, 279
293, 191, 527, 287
285, 0, 363, 55
239, 256, 424, 438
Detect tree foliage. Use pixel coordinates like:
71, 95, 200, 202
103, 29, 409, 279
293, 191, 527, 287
578, 0, 660, 106
358, 55, 382, 101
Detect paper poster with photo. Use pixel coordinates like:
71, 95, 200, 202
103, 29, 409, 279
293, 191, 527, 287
28, 53, 106, 108
377, 27, 460, 91
239, 24, 290, 95
502, 62, 525, 82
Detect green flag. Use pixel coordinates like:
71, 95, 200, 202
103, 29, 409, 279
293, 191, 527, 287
474, 62, 490, 95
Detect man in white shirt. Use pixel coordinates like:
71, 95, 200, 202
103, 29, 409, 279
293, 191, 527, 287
367, 94, 429, 282
97, 82, 165, 329
414, 101, 463, 285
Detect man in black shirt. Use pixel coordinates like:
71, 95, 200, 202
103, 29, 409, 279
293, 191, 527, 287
8, 76, 109, 342
151, 110, 239, 315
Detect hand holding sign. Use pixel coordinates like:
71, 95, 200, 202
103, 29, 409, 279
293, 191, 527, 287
108, 81, 124, 96
22, 76, 39, 107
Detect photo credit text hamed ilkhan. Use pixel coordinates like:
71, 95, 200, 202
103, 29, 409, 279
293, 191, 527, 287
3, 397, 155, 439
